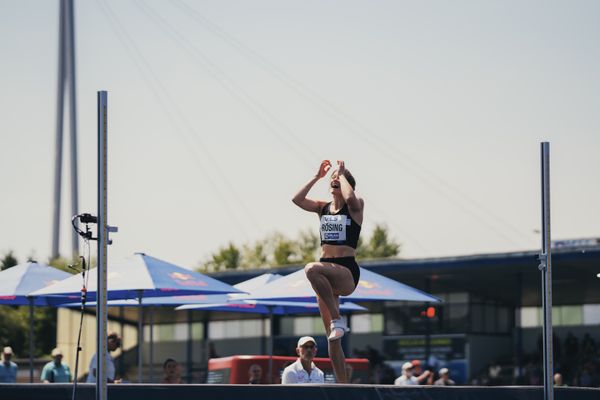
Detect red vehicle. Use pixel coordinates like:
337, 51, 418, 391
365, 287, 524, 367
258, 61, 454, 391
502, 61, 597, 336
208, 355, 370, 384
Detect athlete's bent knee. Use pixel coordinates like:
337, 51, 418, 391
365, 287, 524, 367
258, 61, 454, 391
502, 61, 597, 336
304, 262, 321, 281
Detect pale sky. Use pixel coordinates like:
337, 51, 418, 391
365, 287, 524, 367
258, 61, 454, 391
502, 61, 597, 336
1, 0, 599, 268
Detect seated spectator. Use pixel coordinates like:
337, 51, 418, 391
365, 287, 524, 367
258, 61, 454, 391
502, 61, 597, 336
394, 362, 419, 386
248, 364, 262, 384
41, 348, 71, 383
409, 359, 432, 384
0, 347, 17, 383
554, 372, 566, 387
162, 358, 182, 384
434, 368, 455, 386
488, 360, 502, 385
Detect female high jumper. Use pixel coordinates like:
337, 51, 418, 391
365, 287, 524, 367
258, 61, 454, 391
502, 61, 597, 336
292, 159, 364, 383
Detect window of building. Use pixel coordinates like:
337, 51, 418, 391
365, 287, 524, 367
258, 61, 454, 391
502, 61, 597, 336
191, 322, 204, 340
556, 305, 583, 326
279, 317, 294, 336
351, 313, 384, 333
208, 319, 263, 339
519, 305, 587, 328
294, 316, 314, 335
519, 307, 540, 328
583, 304, 600, 325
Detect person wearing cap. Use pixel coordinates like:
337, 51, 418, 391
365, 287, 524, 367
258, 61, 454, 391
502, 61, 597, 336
434, 367, 455, 386
394, 362, 419, 386
281, 336, 325, 384
0, 346, 18, 383
409, 359, 432, 384
86, 331, 121, 383
41, 348, 72, 383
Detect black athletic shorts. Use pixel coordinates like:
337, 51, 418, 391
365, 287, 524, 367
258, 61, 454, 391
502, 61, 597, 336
319, 257, 360, 288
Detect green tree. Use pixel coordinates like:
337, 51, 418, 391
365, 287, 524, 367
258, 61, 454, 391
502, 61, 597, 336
1, 250, 18, 270
48, 257, 78, 274
0, 306, 57, 358
355, 237, 369, 259
362, 224, 401, 259
271, 233, 296, 266
296, 230, 319, 264
241, 240, 268, 269
203, 243, 241, 271
0, 307, 28, 356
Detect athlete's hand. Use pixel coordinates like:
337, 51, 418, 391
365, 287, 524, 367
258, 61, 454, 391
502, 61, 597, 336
316, 160, 332, 179
337, 160, 346, 177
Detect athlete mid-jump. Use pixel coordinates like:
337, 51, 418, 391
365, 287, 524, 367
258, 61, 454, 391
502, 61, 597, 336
292, 160, 364, 383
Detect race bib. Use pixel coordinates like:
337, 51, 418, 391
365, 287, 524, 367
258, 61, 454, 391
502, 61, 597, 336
320, 214, 349, 241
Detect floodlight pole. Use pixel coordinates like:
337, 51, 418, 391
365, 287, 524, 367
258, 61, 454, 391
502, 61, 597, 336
539, 142, 554, 400
97, 91, 108, 400
51, 0, 80, 260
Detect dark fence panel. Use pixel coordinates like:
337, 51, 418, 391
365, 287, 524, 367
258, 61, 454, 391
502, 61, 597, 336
1, 383, 599, 400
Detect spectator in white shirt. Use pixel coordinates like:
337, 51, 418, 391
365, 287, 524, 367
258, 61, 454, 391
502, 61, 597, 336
281, 336, 325, 384
87, 332, 121, 383
394, 362, 419, 386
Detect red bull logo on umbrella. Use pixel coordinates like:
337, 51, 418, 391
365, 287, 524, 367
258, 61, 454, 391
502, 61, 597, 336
355, 280, 392, 296
43, 279, 61, 287
169, 272, 208, 287
357, 280, 380, 289
290, 279, 305, 288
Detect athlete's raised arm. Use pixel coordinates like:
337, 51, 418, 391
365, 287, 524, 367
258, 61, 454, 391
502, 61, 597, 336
336, 160, 364, 221
292, 160, 331, 213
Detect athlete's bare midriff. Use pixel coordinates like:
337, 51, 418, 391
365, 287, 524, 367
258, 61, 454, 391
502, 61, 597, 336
320, 244, 356, 259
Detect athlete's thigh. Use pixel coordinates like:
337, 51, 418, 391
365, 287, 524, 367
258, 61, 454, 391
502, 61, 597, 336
310, 262, 355, 296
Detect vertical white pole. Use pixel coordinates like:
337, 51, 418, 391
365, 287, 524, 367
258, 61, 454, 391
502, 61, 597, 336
540, 142, 554, 400
97, 91, 108, 400
66, 0, 80, 259
51, 0, 67, 260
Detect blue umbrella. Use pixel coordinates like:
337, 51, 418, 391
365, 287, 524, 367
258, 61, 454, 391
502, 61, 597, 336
62, 273, 284, 308
176, 299, 366, 314
0, 262, 72, 382
0, 262, 71, 305
241, 266, 441, 303
68, 272, 366, 313
31, 253, 243, 382
31, 253, 243, 302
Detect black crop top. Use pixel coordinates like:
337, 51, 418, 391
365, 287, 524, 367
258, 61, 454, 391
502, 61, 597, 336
319, 202, 361, 249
